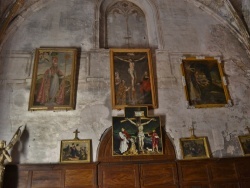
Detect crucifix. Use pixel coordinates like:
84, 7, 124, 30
189, 125, 196, 138
245, 126, 250, 134
73, 129, 80, 140
124, 16, 132, 47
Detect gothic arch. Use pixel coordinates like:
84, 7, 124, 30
98, 0, 163, 49
0, 0, 249, 55
187, 0, 250, 57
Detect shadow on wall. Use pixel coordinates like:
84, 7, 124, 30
11, 126, 29, 163
3, 127, 29, 187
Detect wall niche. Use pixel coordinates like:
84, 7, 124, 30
99, 0, 161, 49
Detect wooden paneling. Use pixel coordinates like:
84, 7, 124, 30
180, 165, 209, 182
209, 163, 238, 182
240, 181, 250, 188
140, 162, 178, 188
4, 157, 250, 188
98, 163, 139, 188
31, 170, 62, 188
65, 169, 96, 187
4, 163, 97, 188
211, 182, 240, 188
177, 157, 250, 188
17, 170, 30, 188
236, 158, 250, 179
4, 125, 250, 188
180, 184, 209, 188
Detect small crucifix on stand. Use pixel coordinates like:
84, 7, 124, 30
245, 126, 250, 135
73, 129, 80, 140
189, 125, 196, 138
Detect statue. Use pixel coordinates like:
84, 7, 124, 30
0, 125, 25, 188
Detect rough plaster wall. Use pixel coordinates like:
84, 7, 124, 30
0, 0, 250, 163
242, 0, 250, 31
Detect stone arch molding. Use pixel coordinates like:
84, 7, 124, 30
0, 0, 250, 55
187, 0, 250, 56
98, 0, 163, 49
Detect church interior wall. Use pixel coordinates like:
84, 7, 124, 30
0, 0, 249, 164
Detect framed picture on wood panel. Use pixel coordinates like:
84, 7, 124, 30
110, 48, 157, 109
28, 48, 78, 111
60, 139, 91, 163
180, 136, 211, 160
112, 106, 163, 156
238, 134, 250, 156
180, 56, 231, 108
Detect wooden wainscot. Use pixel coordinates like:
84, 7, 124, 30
177, 157, 250, 188
97, 127, 179, 188
4, 126, 250, 188
4, 163, 98, 188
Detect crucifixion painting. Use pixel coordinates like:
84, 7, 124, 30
112, 106, 163, 156
110, 48, 157, 109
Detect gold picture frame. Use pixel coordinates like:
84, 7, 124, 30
60, 139, 91, 163
180, 136, 211, 160
28, 48, 78, 111
181, 56, 231, 108
112, 106, 163, 156
238, 135, 250, 156
110, 48, 157, 109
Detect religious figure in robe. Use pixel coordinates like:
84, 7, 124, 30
36, 56, 65, 105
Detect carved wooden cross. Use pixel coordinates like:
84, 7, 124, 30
73, 129, 80, 140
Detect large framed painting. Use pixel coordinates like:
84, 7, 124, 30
29, 48, 78, 111
181, 56, 231, 108
112, 106, 163, 156
110, 48, 157, 109
60, 139, 91, 163
238, 135, 250, 156
180, 136, 211, 160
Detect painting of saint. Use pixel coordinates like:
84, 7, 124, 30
29, 48, 77, 110
181, 57, 231, 108
180, 137, 211, 159
60, 140, 91, 163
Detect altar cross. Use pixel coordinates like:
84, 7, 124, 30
73, 129, 80, 140
189, 125, 196, 138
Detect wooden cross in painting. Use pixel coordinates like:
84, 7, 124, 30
112, 106, 163, 156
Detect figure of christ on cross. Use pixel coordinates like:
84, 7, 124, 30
115, 55, 146, 104
122, 116, 156, 154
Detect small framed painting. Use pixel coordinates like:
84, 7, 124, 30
180, 136, 211, 160
29, 48, 78, 111
238, 135, 250, 156
181, 56, 231, 108
60, 139, 91, 163
110, 48, 157, 109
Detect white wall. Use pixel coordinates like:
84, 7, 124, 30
0, 0, 250, 163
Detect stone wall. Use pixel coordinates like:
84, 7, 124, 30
0, 0, 249, 163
